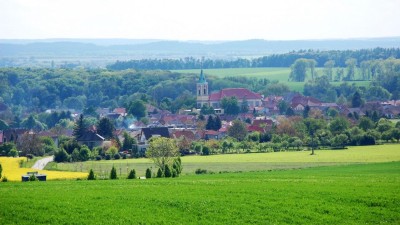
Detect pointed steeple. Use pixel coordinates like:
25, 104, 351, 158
198, 69, 206, 83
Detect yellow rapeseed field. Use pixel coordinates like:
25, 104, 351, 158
0, 157, 87, 182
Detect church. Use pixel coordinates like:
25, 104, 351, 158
196, 70, 263, 109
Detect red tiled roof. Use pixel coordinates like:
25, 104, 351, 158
247, 125, 264, 133
253, 119, 273, 127
205, 130, 220, 135
113, 108, 126, 115
209, 88, 262, 101
172, 130, 195, 140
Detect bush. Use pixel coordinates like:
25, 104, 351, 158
202, 146, 210, 155
156, 168, 163, 178
1, 176, 8, 182
127, 169, 136, 179
54, 149, 70, 163
359, 134, 376, 145
113, 153, 121, 160
195, 168, 208, 174
164, 165, 172, 178
8, 148, 19, 157
110, 166, 117, 179
29, 174, 38, 181
0, 163, 2, 178
145, 168, 152, 178
105, 154, 111, 160
122, 154, 127, 159
95, 155, 102, 161
87, 169, 96, 180
26, 154, 34, 160
172, 169, 178, 178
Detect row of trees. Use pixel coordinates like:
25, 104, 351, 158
108, 48, 400, 70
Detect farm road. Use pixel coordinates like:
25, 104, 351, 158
31, 156, 53, 170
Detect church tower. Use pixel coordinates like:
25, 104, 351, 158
196, 69, 209, 108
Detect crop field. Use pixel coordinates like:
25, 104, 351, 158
0, 157, 87, 181
0, 161, 399, 224
45, 145, 400, 178
173, 67, 370, 92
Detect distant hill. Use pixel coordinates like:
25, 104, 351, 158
1, 37, 400, 67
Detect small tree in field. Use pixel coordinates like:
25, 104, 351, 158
110, 166, 117, 179
164, 165, 172, 178
0, 163, 2, 178
145, 168, 152, 178
127, 169, 136, 179
156, 168, 163, 178
146, 137, 179, 174
87, 169, 96, 180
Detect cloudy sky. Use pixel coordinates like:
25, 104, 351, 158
1, 0, 399, 40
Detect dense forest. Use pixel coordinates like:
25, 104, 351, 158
108, 48, 400, 70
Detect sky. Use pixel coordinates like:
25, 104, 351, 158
1, 0, 400, 41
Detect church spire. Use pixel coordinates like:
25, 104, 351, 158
198, 69, 206, 83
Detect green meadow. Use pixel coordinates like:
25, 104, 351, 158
173, 67, 370, 92
45, 145, 400, 178
1, 162, 399, 224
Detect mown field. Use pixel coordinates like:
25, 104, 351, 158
173, 67, 370, 92
0, 162, 399, 224
46, 145, 400, 178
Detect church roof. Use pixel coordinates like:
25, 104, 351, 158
209, 88, 262, 101
198, 69, 207, 83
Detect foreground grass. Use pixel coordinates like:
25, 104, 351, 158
1, 162, 399, 224
46, 145, 400, 177
173, 67, 370, 92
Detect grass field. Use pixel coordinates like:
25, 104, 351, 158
45, 145, 400, 178
173, 67, 370, 92
0, 162, 399, 224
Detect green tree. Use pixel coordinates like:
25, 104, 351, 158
308, 59, 317, 81
358, 117, 374, 131
345, 58, 357, 80
228, 120, 248, 141
122, 131, 137, 153
127, 169, 136, 179
289, 58, 308, 82
97, 117, 115, 139
145, 168, 152, 178
303, 118, 324, 155
73, 114, 87, 139
331, 134, 348, 149
0, 119, 9, 130
156, 168, 163, 178
79, 145, 91, 161
278, 100, 289, 115
128, 100, 146, 119
146, 137, 179, 174
351, 91, 363, 108
87, 169, 96, 180
110, 166, 117, 179
0, 163, 2, 178
164, 165, 172, 178
324, 60, 335, 81
221, 97, 240, 115
329, 117, 350, 135
206, 115, 215, 130
54, 149, 70, 162
240, 96, 249, 113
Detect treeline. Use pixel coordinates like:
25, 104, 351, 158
107, 48, 400, 70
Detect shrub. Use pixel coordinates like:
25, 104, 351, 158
113, 153, 121, 160
87, 169, 96, 180
145, 168, 152, 178
29, 174, 38, 181
0, 163, 2, 178
195, 168, 208, 174
122, 154, 127, 159
110, 166, 117, 179
164, 165, 172, 178
105, 154, 111, 160
156, 168, 163, 178
202, 146, 210, 155
8, 148, 19, 157
1, 176, 8, 182
127, 169, 136, 179
95, 155, 102, 161
172, 169, 178, 178
26, 154, 34, 160
54, 149, 70, 163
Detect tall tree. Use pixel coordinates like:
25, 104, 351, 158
73, 114, 87, 139
227, 120, 248, 141
206, 115, 215, 130
308, 59, 317, 81
345, 58, 357, 81
303, 118, 324, 155
146, 137, 179, 173
289, 58, 308, 82
324, 60, 335, 81
221, 97, 240, 115
97, 117, 115, 139
128, 100, 147, 119
351, 91, 363, 108
240, 96, 249, 113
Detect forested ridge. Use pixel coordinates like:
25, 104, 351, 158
108, 47, 400, 70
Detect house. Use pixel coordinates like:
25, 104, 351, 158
171, 129, 196, 141
138, 127, 170, 155
290, 94, 322, 111
37, 131, 59, 147
113, 108, 127, 116
76, 131, 105, 149
204, 130, 223, 140
2, 129, 29, 144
